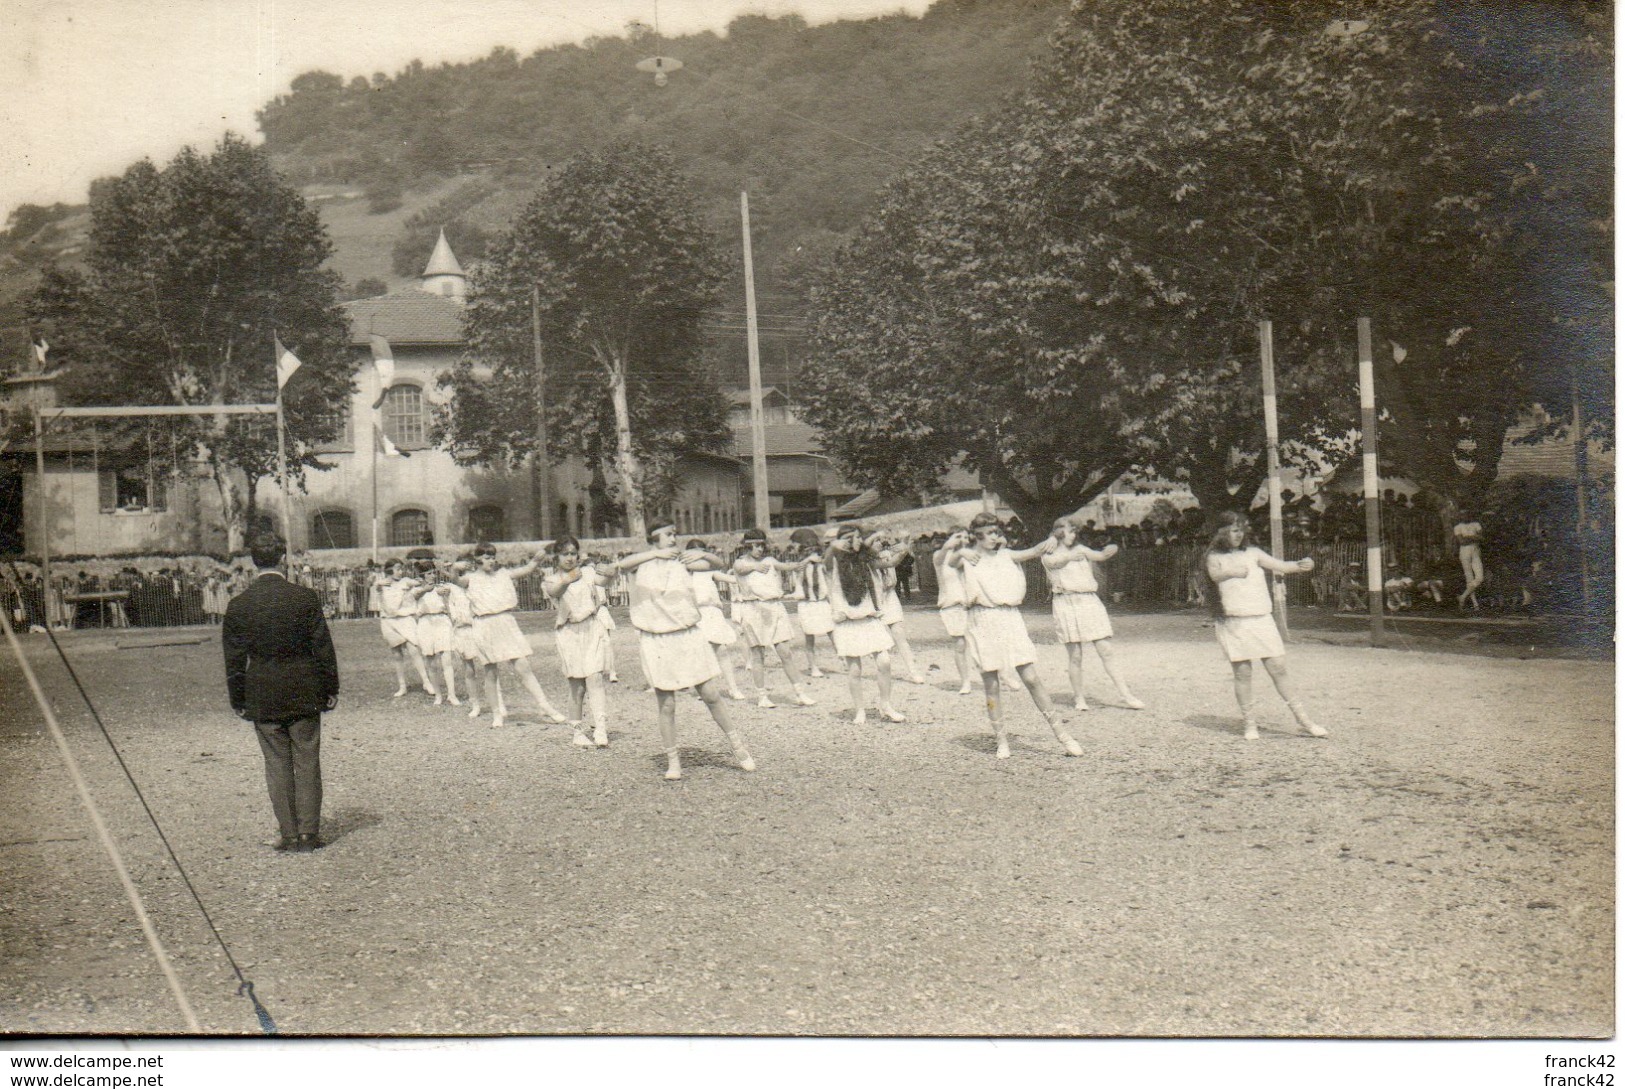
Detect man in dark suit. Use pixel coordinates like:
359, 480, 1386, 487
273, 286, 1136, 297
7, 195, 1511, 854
223, 533, 340, 853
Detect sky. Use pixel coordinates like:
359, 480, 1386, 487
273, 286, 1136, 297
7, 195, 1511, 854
0, 0, 933, 222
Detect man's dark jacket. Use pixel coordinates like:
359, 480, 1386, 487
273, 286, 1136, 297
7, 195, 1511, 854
223, 573, 340, 721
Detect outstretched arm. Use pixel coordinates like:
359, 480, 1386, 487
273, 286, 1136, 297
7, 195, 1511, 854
618, 547, 679, 573
1258, 552, 1315, 575
1006, 537, 1059, 564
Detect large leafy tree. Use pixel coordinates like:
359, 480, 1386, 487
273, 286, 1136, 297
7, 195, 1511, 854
437, 141, 730, 538
25, 135, 354, 550
800, 0, 1610, 531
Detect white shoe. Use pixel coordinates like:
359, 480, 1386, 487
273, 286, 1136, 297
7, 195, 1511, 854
957, 683, 974, 696
853, 708, 867, 725
728, 689, 748, 701
1242, 720, 1260, 741
908, 674, 927, 685
392, 686, 409, 699
793, 691, 817, 707
468, 703, 482, 718
1073, 699, 1091, 713
809, 667, 827, 679
879, 706, 906, 723
571, 726, 592, 747
593, 721, 609, 748
757, 694, 777, 709
433, 693, 445, 706
1120, 696, 1146, 710
491, 712, 506, 729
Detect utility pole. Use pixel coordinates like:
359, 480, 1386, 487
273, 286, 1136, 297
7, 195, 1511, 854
532, 284, 552, 541
1358, 318, 1384, 647
1259, 320, 1289, 640
741, 191, 771, 530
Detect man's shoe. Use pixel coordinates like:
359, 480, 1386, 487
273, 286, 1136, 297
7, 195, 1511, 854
273, 835, 297, 852
293, 834, 326, 852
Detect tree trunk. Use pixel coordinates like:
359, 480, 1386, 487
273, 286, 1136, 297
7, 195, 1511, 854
209, 461, 247, 554
607, 356, 646, 541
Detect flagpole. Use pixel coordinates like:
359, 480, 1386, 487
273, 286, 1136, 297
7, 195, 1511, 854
273, 336, 294, 574
371, 413, 380, 563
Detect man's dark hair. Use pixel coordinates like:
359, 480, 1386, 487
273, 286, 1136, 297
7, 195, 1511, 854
248, 533, 286, 570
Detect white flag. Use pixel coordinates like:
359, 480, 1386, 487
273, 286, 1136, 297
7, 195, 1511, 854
31, 338, 48, 366
274, 334, 302, 390
370, 334, 395, 387
376, 423, 406, 458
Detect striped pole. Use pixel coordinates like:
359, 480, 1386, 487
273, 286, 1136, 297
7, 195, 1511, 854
1358, 318, 1384, 646
1259, 320, 1288, 640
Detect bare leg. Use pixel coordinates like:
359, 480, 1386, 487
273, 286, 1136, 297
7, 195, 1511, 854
804, 634, 826, 678
1231, 660, 1257, 740
513, 657, 567, 722
954, 635, 972, 694
655, 690, 681, 779
1065, 641, 1090, 711
462, 657, 483, 716
889, 623, 925, 683
567, 677, 591, 746
1261, 656, 1327, 737
982, 670, 1009, 758
846, 656, 866, 723
698, 678, 753, 771
486, 664, 505, 726
774, 642, 815, 705
390, 646, 409, 697
604, 635, 619, 683
585, 673, 609, 746
750, 646, 773, 706
716, 644, 747, 699
875, 649, 904, 721
1093, 638, 1144, 709
1017, 662, 1078, 756
440, 653, 460, 705
407, 643, 437, 696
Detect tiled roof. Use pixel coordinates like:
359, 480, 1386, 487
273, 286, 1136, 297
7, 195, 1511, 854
831, 488, 881, 518
342, 291, 466, 346
723, 386, 785, 407
729, 421, 825, 458
1497, 436, 1613, 482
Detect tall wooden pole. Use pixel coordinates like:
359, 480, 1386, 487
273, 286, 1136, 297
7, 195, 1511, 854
1358, 318, 1384, 647
33, 407, 49, 594
531, 284, 553, 542
1259, 320, 1289, 640
741, 191, 771, 530
1572, 368, 1591, 611
370, 412, 380, 562
274, 389, 294, 574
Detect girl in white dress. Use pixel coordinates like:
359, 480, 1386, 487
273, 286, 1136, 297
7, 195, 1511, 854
948, 513, 1080, 759
1200, 511, 1328, 741
410, 560, 459, 706
789, 527, 839, 677
867, 532, 927, 684
378, 561, 437, 699
1042, 518, 1145, 712
687, 538, 749, 700
446, 559, 502, 720
544, 536, 612, 748
1452, 515, 1484, 610
825, 524, 906, 724
731, 528, 817, 709
618, 521, 755, 781
932, 528, 975, 694
460, 543, 568, 729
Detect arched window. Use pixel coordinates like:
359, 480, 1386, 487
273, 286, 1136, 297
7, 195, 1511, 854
310, 509, 355, 550
390, 508, 432, 547
381, 384, 426, 449
467, 504, 505, 543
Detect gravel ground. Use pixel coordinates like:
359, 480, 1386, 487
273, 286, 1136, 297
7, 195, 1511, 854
0, 607, 1612, 1038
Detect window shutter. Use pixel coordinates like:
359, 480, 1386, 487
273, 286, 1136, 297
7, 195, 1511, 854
99, 471, 116, 513
150, 475, 169, 513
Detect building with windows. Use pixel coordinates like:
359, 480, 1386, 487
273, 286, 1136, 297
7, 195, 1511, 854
1, 231, 746, 558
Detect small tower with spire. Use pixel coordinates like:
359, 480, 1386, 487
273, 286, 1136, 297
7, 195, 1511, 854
420, 228, 467, 300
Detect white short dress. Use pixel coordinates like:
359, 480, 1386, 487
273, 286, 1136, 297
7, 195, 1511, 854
691, 570, 738, 646
550, 572, 611, 679
378, 582, 417, 648
631, 559, 720, 691
963, 552, 1037, 673
797, 565, 836, 636
467, 569, 533, 664
1052, 593, 1112, 643
735, 568, 795, 648
1210, 549, 1286, 662
828, 560, 894, 659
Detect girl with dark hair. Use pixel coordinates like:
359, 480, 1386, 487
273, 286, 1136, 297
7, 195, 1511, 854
825, 524, 906, 724
544, 535, 614, 748
378, 559, 437, 700
790, 527, 839, 677
1201, 512, 1329, 741
866, 531, 927, 684
460, 543, 569, 729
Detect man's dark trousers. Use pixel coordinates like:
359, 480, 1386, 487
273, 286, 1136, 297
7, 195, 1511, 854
224, 569, 339, 845
255, 716, 322, 839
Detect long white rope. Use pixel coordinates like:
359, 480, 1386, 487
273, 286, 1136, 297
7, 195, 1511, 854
0, 604, 203, 1033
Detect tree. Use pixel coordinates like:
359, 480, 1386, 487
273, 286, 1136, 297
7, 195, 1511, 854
800, 0, 1610, 531
25, 135, 354, 551
437, 141, 729, 539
